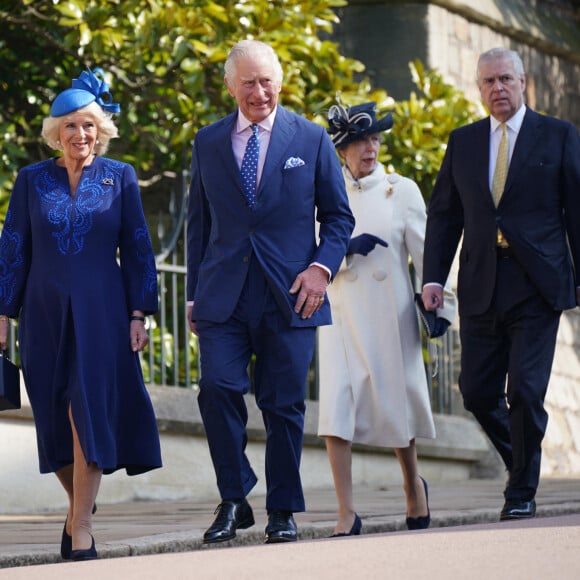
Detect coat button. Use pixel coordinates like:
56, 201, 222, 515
373, 270, 387, 281
242, 256, 249, 263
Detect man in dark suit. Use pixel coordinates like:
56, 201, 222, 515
186, 40, 354, 544
422, 47, 580, 521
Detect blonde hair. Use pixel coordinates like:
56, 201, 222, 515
41, 101, 119, 155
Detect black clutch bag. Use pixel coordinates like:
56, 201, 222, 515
414, 293, 439, 339
0, 350, 21, 411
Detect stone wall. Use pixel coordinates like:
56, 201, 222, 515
426, 2, 580, 127
0, 386, 489, 514
333, 1, 580, 127
544, 309, 580, 475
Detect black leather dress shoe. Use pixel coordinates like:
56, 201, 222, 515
265, 510, 297, 543
500, 499, 536, 521
203, 499, 255, 544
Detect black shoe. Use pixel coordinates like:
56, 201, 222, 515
203, 499, 255, 544
500, 499, 536, 521
61, 504, 97, 560
406, 476, 431, 530
330, 513, 362, 537
60, 518, 72, 560
265, 510, 297, 543
71, 535, 97, 561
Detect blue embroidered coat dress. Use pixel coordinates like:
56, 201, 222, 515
0, 156, 162, 475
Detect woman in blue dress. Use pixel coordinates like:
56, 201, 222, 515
0, 68, 162, 561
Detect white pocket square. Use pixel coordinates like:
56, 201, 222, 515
284, 156, 305, 169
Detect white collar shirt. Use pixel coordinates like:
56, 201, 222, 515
232, 108, 277, 187
488, 104, 526, 190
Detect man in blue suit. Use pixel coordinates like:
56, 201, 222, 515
186, 40, 354, 544
422, 48, 580, 521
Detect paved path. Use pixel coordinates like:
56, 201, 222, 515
2, 514, 579, 580
1, 478, 579, 577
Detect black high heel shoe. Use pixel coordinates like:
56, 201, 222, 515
60, 518, 72, 560
60, 503, 97, 560
406, 477, 431, 530
330, 513, 362, 537
71, 535, 97, 561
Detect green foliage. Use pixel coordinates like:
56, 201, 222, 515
0, 0, 383, 217
141, 318, 199, 386
0, 1, 484, 216
380, 60, 486, 199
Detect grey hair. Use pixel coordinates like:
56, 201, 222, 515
224, 40, 283, 85
477, 48, 525, 81
41, 101, 119, 155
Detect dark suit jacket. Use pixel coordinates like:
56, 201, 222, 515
186, 105, 355, 327
423, 107, 580, 317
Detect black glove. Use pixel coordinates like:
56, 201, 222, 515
347, 233, 389, 256
430, 317, 450, 338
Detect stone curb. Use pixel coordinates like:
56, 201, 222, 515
3, 502, 580, 569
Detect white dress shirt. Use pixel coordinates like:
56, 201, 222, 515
488, 104, 526, 191
232, 110, 276, 187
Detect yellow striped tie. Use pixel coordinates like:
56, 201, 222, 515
492, 123, 509, 206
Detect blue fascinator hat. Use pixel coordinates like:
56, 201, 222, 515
50, 67, 121, 117
327, 102, 393, 148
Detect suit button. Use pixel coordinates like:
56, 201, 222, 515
242, 256, 249, 263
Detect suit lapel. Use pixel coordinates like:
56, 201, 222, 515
259, 106, 296, 193
503, 107, 542, 196
474, 118, 492, 198
212, 112, 243, 191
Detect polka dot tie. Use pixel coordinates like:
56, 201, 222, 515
240, 124, 259, 208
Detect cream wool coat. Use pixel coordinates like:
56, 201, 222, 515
317, 163, 456, 448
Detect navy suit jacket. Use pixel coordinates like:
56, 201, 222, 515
423, 107, 580, 316
187, 105, 355, 327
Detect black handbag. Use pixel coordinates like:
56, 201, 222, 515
415, 293, 438, 338
414, 293, 451, 339
0, 350, 21, 411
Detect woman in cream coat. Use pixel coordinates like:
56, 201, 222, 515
318, 102, 456, 536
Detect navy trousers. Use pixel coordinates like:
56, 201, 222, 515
459, 250, 561, 501
196, 258, 316, 512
